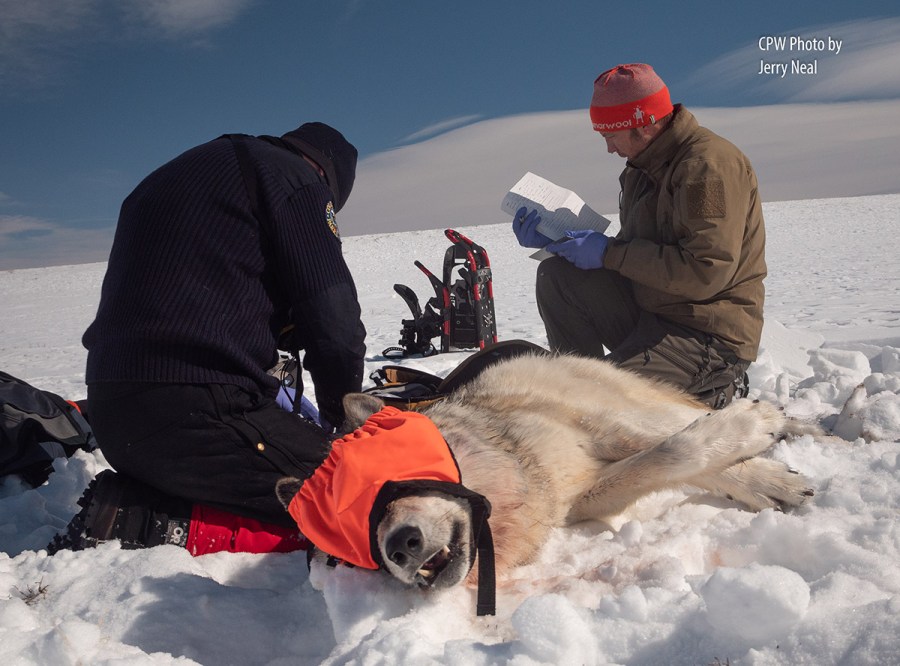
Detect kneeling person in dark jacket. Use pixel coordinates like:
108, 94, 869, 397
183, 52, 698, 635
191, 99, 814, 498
51, 122, 367, 556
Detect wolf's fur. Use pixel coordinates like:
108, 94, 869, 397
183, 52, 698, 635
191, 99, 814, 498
280, 353, 816, 591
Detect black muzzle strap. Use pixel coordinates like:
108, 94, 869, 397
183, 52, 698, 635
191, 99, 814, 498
469, 495, 496, 616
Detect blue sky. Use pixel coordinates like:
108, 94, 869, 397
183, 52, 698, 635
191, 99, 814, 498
1, 1, 899, 269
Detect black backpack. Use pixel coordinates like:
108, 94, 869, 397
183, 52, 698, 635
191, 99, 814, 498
0, 370, 96, 487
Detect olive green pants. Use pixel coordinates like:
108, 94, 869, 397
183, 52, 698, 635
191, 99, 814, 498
535, 257, 750, 409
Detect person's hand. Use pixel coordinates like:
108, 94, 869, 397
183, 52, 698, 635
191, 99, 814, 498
299, 395, 333, 432
512, 207, 552, 248
545, 230, 609, 270
298, 395, 320, 422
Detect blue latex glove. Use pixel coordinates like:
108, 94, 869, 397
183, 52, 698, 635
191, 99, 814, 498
545, 229, 609, 270
512, 207, 552, 248
276, 387, 332, 431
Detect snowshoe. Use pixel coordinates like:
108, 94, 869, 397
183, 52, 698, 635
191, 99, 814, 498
383, 229, 498, 357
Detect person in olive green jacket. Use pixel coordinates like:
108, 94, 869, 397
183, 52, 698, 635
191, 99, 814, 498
512, 63, 766, 408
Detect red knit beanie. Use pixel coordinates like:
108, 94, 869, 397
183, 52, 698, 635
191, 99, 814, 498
590, 63, 673, 133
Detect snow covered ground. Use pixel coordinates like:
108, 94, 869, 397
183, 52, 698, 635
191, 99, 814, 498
1, 187, 899, 664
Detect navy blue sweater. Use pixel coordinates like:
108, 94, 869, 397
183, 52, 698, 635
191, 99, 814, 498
83, 135, 367, 425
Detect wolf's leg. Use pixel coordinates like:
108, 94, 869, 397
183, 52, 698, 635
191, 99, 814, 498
569, 399, 787, 521
687, 457, 814, 511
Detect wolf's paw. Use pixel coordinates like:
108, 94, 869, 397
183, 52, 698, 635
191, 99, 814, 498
727, 398, 786, 431
779, 417, 825, 441
718, 457, 815, 512
685, 399, 787, 467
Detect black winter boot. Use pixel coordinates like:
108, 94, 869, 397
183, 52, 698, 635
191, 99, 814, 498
47, 470, 192, 554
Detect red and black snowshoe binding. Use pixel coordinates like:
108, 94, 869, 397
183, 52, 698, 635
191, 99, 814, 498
383, 229, 498, 358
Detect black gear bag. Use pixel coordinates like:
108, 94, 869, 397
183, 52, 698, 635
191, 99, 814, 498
367, 340, 547, 410
1, 370, 97, 487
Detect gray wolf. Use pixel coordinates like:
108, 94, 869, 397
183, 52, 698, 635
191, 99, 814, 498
277, 353, 815, 592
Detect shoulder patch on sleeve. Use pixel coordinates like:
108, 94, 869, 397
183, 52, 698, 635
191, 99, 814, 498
686, 180, 726, 219
325, 201, 340, 238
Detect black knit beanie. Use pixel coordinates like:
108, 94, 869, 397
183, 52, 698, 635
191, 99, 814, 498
281, 122, 358, 212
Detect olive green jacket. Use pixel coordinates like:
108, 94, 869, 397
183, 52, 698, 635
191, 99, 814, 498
603, 106, 766, 361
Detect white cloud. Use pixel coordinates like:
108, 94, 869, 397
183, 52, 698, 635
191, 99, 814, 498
786, 19, 900, 102
399, 115, 484, 144
337, 100, 900, 239
684, 17, 900, 103
0, 215, 113, 269
0, 0, 253, 90
0, 215, 55, 237
0, 0, 98, 87
123, 0, 253, 37
0, 0, 96, 35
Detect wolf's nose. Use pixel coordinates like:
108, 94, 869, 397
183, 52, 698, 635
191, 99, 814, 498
386, 526, 424, 566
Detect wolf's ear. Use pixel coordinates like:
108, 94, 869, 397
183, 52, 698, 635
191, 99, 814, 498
342, 392, 385, 431
275, 476, 304, 509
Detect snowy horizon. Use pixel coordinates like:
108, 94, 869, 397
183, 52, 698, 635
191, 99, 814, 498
3, 98, 900, 271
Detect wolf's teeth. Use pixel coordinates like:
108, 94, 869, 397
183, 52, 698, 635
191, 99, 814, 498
417, 545, 453, 578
